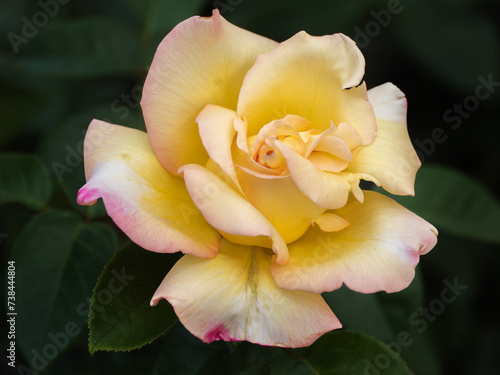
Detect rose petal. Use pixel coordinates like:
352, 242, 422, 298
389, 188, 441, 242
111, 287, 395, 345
237, 31, 376, 145
275, 141, 352, 209
313, 213, 350, 232
270, 191, 438, 294
307, 152, 349, 173
196, 104, 241, 190
348, 83, 421, 195
310, 135, 352, 161
151, 240, 341, 347
77, 120, 220, 257
180, 164, 289, 265
235, 167, 325, 244
142, 10, 278, 174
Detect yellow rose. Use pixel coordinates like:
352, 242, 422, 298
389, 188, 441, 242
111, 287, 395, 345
78, 10, 437, 347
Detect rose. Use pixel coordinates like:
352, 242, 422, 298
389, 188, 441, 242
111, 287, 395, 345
77, 10, 437, 348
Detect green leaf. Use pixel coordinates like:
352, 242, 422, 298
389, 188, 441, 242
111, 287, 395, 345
5, 16, 140, 79
11, 210, 117, 367
89, 242, 180, 353
377, 164, 500, 244
270, 331, 414, 375
0, 153, 53, 209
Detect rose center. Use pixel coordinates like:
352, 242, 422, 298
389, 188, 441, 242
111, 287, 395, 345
249, 115, 363, 174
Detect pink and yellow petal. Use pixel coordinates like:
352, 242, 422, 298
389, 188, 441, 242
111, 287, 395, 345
349, 83, 420, 195
77, 120, 220, 257
141, 10, 278, 174
270, 191, 437, 294
237, 31, 376, 144
151, 240, 341, 347
180, 164, 289, 265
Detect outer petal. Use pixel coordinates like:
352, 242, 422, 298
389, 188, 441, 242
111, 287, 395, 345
77, 120, 220, 257
180, 164, 289, 265
270, 191, 438, 294
348, 83, 421, 195
151, 240, 341, 347
141, 10, 278, 174
275, 141, 352, 209
237, 31, 376, 145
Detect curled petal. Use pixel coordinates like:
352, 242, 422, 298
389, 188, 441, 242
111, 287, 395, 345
270, 191, 438, 294
77, 120, 220, 257
347, 172, 381, 204
349, 83, 420, 195
234, 116, 251, 154
275, 141, 352, 209
196, 104, 241, 191
308, 152, 349, 173
142, 10, 278, 174
313, 213, 350, 232
151, 240, 341, 347
180, 164, 289, 265
334, 122, 364, 153
310, 136, 352, 161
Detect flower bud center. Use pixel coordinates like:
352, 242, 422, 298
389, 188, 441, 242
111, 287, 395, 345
249, 115, 363, 174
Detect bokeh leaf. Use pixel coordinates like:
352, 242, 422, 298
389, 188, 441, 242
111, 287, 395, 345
11, 210, 117, 369
199, 341, 276, 375
224, 0, 372, 41
127, 0, 207, 63
89, 243, 180, 353
394, 0, 500, 93
150, 324, 223, 375
323, 288, 395, 343
38, 105, 143, 218
323, 271, 441, 375
270, 331, 414, 375
4, 16, 140, 79
378, 164, 500, 244
143, 0, 206, 38
0, 153, 52, 209
0, 83, 41, 148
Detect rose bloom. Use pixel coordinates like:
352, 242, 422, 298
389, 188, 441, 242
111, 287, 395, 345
78, 10, 437, 347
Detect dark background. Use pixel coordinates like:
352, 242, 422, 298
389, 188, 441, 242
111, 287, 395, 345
1, 0, 499, 374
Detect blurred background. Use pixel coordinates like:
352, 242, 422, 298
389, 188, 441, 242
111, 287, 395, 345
1, 0, 499, 374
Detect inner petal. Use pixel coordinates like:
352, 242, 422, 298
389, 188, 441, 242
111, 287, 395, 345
250, 115, 312, 171
308, 152, 349, 173
312, 136, 353, 161
258, 140, 285, 170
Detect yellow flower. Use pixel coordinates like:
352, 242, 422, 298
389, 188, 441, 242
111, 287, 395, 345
78, 10, 437, 347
